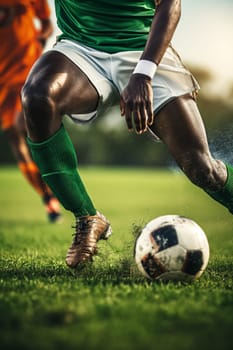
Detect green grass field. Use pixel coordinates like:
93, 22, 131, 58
0, 166, 232, 350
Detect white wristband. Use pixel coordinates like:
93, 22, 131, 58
133, 60, 158, 79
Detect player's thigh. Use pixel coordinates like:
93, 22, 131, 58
151, 94, 211, 165
23, 50, 99, 115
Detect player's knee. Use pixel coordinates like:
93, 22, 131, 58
21, 82, 56, 140
21, 83, 53, 119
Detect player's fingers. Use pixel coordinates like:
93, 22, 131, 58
147, 100, 154, 126
120, 98, 125, 116
125, 107, 133, 131
139, 103, 148, 132
133, 108, 143, 134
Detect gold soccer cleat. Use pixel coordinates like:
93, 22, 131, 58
66, 211, 112, 268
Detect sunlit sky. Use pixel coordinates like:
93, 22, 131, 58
47, 0, 233, 95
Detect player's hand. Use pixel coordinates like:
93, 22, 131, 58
120, 74, 154, 134
37, 19, 53, 48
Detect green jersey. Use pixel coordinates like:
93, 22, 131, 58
55, 0, 156, 53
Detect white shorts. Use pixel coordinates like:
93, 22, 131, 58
51, 39, 199, 124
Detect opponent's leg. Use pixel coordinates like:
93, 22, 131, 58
22, 51, 112, 266
150, 94, 233, 213
5, 117, 62, 223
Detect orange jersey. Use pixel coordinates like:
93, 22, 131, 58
0, 0, 50, 84
0, 0, 51, 129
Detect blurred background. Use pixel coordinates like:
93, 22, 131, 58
1, 0, 233, 167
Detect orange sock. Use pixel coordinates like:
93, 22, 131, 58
18, 160, 52, 197
18, 161, 62, 222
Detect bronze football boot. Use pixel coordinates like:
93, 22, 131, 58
66, 211, 112, 268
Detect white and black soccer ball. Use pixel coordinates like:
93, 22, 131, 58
134, 215, 210, 281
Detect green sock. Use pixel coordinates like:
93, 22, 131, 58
27, 124, 96, 217
205, 163, 233, 214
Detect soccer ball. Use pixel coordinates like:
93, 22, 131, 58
134, 215, 210, 281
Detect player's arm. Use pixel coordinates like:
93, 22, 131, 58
120, 0, 181, 134
33, 0, 53, 47
37, 18, 53, 47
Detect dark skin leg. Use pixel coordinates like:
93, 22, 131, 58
22, 51, 226, 193
22, 51, 99, 142
150, 94, 227, 191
